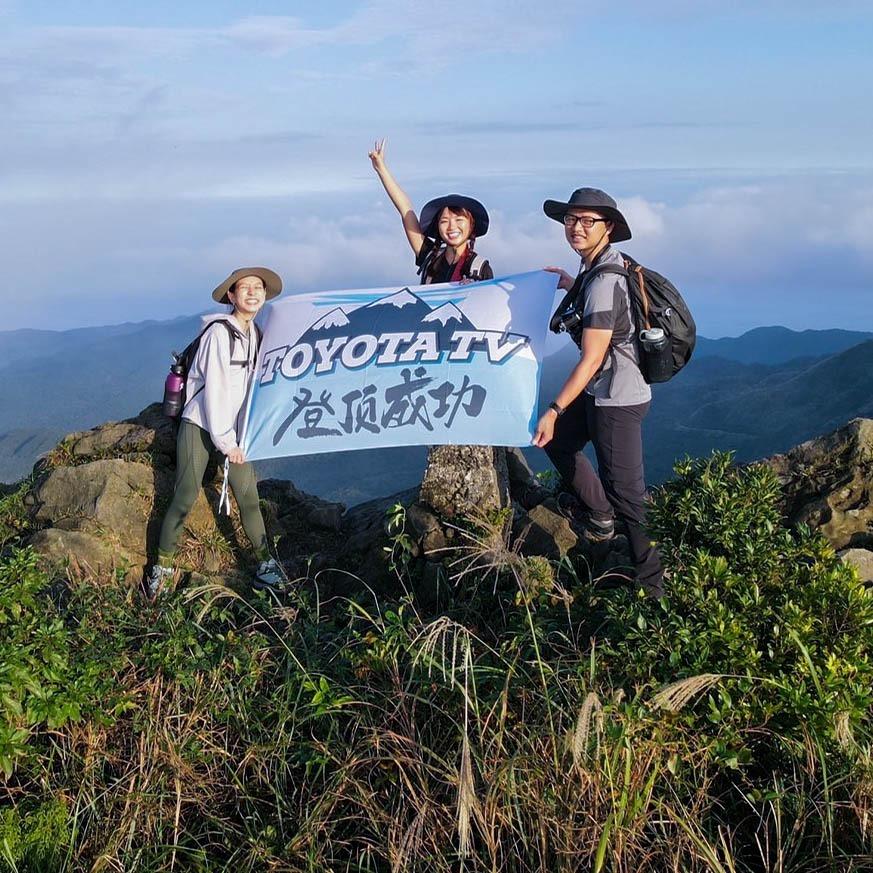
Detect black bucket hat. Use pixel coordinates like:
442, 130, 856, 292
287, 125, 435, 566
419, 194, 490, 240
543, 187, 632, 243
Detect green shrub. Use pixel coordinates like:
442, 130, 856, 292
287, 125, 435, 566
596, 454, 873, 773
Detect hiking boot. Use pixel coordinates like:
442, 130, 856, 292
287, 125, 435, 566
517, 482, 552, 511
252, 558, 286, 592
556, 492, 615, 542
145, 563, 174, 600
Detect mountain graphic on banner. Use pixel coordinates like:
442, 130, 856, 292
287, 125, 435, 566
298, 288, 477, 349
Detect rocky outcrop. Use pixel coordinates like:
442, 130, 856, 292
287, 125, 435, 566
18, 405, 655, 594
764, 418, 873, 580
23, 405, 350, 584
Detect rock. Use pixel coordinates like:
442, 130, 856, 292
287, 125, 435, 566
29, 459, 155, 548
29, 529, 132, 576
406, 502, 448, 558
419, 445, 509, 519
516, 501, 578, 560
55, 403, 178, 468
305, 501, 345, 532
764, 418, 873, 550
838, 548, 873, 583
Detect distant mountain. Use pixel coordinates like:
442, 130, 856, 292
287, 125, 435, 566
2, 318, 872, 500
695, 326, 873, 365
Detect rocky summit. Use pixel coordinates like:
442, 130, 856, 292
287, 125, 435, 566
17, 405, 873, 591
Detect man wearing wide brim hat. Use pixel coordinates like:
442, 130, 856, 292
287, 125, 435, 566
542, 187, 632, 242
533, 186, 665, 599
213, 267, 283, 304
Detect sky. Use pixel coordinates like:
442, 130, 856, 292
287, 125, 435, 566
3, 1, 873, 336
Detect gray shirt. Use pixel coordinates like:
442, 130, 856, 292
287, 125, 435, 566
580, 247, 651, 407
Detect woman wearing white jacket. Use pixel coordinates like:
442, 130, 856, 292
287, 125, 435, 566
147, 267, 284, 597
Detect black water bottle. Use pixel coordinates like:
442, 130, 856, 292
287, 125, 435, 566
639, 327, 672, 383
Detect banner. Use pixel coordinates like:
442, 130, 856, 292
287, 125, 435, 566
242, 271, 558, 461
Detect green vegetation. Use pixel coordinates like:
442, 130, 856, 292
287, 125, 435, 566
0, 453, 871, 871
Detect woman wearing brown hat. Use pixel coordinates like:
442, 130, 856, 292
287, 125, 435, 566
146, 268, 285, 597
368, 138, 493, 284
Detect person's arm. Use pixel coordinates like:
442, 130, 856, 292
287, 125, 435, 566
531, 328, 612, 447
197, 326, 243, 459
369, 138, 426, 256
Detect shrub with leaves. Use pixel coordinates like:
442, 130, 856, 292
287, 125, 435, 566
596, 453, 873, 773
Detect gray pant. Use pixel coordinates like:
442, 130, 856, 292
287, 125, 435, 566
157, 420, 268, 561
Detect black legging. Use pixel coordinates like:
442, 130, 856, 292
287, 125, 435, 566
544, 392, 664, 598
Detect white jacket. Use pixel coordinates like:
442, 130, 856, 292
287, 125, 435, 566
181, 314, 259, 455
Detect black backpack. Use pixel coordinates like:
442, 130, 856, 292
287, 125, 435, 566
551, 254, 696, 383
168, 319, 262, 415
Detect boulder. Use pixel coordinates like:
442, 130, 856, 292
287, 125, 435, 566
29, 528, 129, 576
516, 501, 578, 560
29, 459, 155, 547
764, 418, 873, 550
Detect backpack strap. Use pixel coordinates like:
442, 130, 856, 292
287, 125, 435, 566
463, 252, 486, 280
417, 243, 440, 285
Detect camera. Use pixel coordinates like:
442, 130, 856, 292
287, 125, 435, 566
549, 306, 583, 337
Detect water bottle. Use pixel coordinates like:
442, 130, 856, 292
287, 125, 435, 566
639, 327, 672, 383
162, 359, 185, 418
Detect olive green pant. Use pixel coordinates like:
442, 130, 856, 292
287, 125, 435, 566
157, 420, 269, 561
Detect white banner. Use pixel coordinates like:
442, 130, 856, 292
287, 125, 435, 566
242, 271, 558, 461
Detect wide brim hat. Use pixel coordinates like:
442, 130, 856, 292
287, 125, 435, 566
419, 194, 490, 240
543, 187, 632, 243
212, 267, 283, 304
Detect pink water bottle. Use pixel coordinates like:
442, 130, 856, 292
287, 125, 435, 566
162, 360, 185, 418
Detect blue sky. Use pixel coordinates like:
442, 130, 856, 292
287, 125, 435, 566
3, 1, 872, 335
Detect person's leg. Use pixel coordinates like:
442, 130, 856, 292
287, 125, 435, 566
505, 446, 549, 508
226, 459, 270, 560
588, 400, 664, 598
157, 421, 212, 561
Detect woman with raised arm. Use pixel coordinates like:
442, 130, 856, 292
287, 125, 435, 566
368, 138, 548, 513
369, 138, 493, 285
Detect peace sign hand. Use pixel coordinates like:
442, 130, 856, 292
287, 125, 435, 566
368, 137, 387, 172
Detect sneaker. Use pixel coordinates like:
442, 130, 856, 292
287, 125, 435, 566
145, 563, 174, 599
556, 492, 615, 542
582, 514, 616, 543
252, 558, 286, 592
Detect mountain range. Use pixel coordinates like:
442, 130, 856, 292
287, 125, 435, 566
1, 317, 871, 503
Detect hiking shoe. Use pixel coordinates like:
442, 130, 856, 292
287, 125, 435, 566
252, 558, 286, 592
556, 492, 615, 542
145, 564, 174, 600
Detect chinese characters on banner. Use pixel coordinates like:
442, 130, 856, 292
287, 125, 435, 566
242, 271, 558, 461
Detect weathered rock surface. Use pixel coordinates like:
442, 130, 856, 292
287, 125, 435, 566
764, 418, 873, 550
419, 445, 509, 519
516, 501, 578, 560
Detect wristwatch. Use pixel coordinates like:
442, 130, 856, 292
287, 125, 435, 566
548, 401, 565, 417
